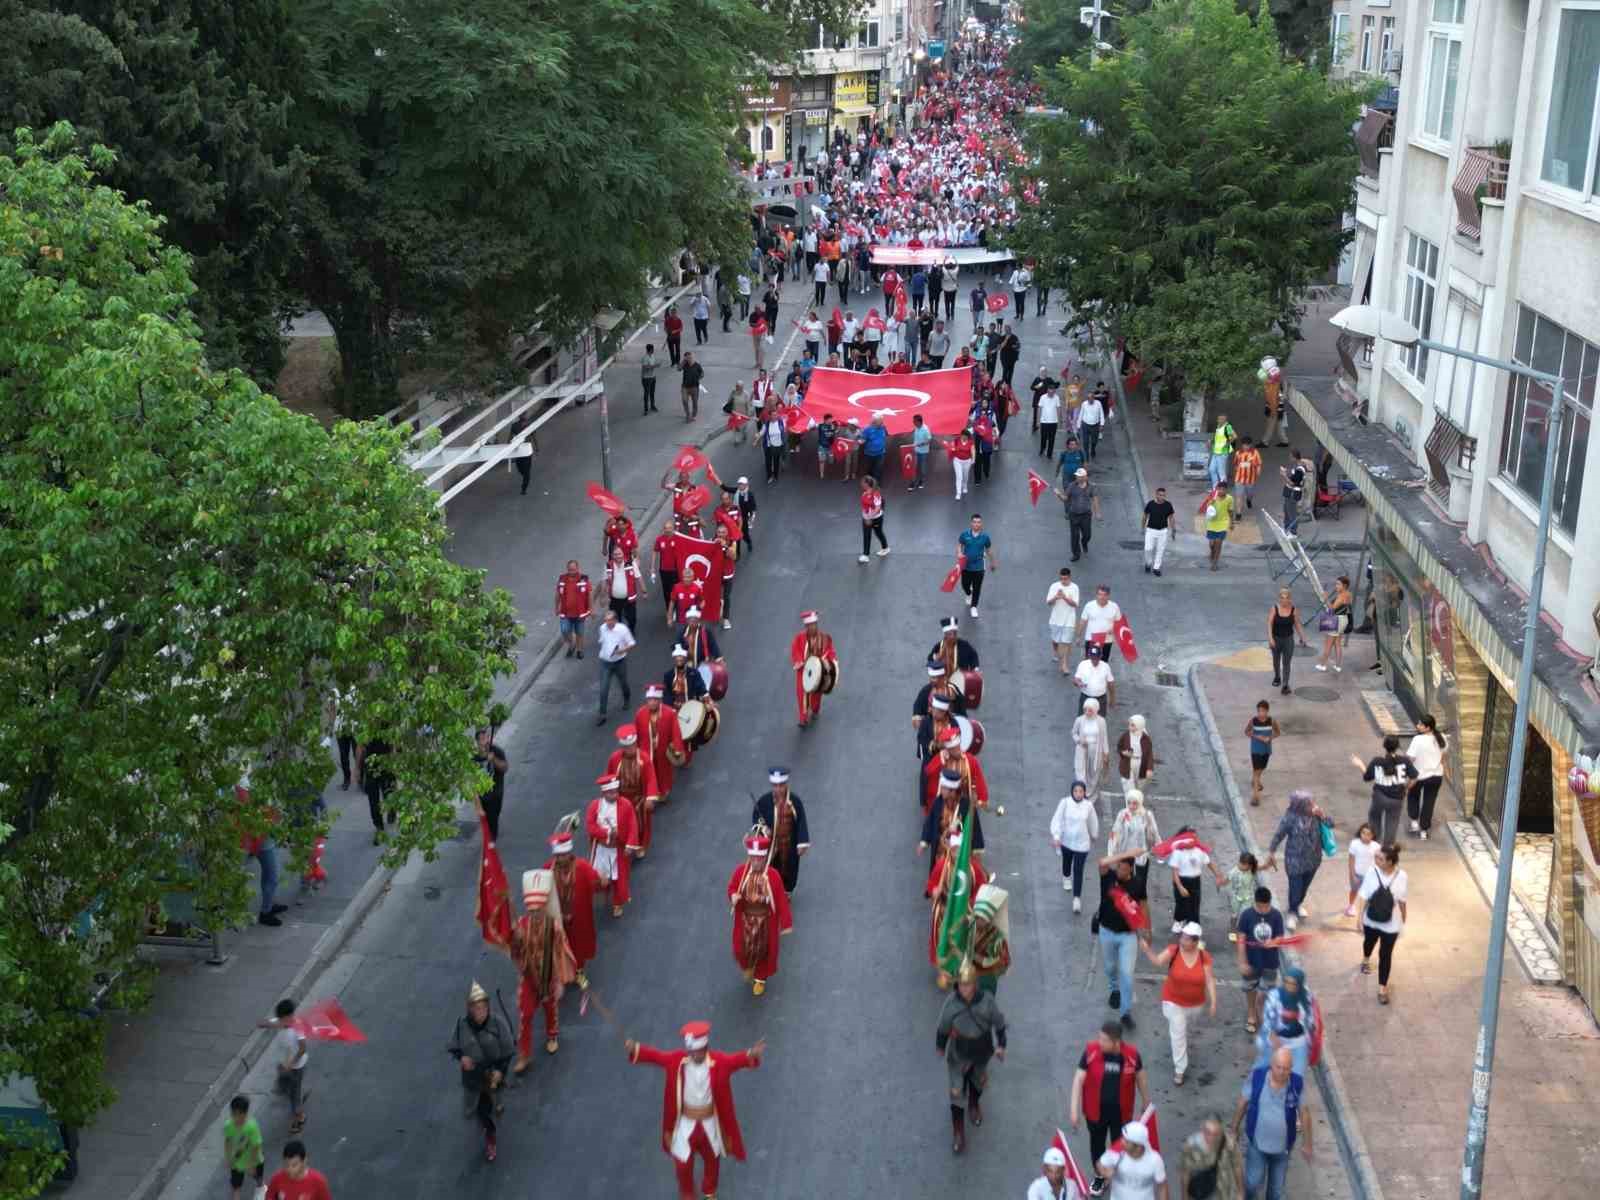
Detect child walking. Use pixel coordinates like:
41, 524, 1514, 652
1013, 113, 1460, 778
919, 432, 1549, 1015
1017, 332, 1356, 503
222, 1095, 265, 1200
1345, 822, 1379, 917
1168, 826, 1227, 933
1224, 852, 1260, 942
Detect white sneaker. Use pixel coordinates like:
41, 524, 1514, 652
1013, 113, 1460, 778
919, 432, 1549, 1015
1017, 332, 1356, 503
858, 554, 869, 563
877, 546, 891, 557
721, 619, 732, 630
255, 1188, 268, 1200
970, 605, 979, 618
1063, 879, 1072, 892
1171, 922, 1183, 934
1297, 905, 1309, 918
1286, 914, 1299, 931
1343, 904, 1356, 917
1332, 664, 1343, 673
1409, 820, 1420, 833
1314, 663, 1328, 672
1073, 897, 1082, 913
1420, 830, 1429, 840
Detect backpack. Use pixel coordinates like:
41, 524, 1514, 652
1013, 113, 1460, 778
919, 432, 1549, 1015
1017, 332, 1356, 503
1366, 873, 1395, 924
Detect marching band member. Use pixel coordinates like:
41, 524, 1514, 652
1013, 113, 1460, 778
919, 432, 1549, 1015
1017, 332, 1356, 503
912, 660, 968, 732
928, 825, 990, 983
921, 726, 990, 815
788, 610, 838, 727
663, 645, 709, 704
751, 767, 811, 893
542, 816, 602, 990
919, 767, 987, 890
930, 616, 981, 674
606, 725, 660, 858
727, 829, 794, 996
585, 774, 640, 919
677, 607, 724, 667
506, 869, 577, 1072
634, 684, 686, 805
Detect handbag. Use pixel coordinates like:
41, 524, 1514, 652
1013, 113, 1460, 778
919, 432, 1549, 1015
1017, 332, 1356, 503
1318, 818, 1338, 858
1317, 612, 1339, 633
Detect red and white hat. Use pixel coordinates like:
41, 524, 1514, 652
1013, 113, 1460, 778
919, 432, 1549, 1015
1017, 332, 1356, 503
681, 1021, 711, 1051
615, 724, 639, 745
596, 773, 620, 792
744, 833, 772, 857
939, 726, 962, 748
800, 610, 819, 624
931, 695, 951, 711
522, 868, 551, 908
645, 683, 664, 699
548, 830, 575, 855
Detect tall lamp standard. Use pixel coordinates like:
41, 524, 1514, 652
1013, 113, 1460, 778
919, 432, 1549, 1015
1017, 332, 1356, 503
1330, 304, 1566, 1200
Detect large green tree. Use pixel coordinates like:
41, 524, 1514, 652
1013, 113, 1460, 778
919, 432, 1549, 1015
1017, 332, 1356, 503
0, 1, 307, 387
0, 126, 520, 1189
1011, 0, 1092, 81
290, 0, 789, 416
1011, 0, 1362, 397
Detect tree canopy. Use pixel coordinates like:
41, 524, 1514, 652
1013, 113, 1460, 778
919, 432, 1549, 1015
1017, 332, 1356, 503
1010, 0, 1363, 396
0, 127, 520, 1186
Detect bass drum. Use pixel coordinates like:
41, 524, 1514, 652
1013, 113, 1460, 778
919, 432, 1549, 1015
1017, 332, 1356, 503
695, 701, 722, 747
698, 661, 730, 701
954, 715, 986, 756
820, 657, 839, 695
802, 655, 825, 694
677, 699, 707, 745
953, 667, 983, 710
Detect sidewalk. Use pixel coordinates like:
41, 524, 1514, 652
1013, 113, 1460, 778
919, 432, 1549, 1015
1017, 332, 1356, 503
1193, 652, 1600, 1200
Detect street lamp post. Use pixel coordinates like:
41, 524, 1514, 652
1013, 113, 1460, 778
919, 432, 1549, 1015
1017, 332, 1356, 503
1331, 306, 1565, 1200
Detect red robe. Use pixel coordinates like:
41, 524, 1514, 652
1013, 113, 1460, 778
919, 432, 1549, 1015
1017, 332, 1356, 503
607, 747, 660, 851
921, 752, 989, 814
927, 854, 990, 967
634, 701, 685, 798
726, 862, 794, 982
585, 795, 640, 905
543, 856, 602, 969
628, 1043, 759, 1161
788, 629, 838, 723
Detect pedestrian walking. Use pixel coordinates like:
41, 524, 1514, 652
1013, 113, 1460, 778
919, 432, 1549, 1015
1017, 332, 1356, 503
1207, 415, 1235, 488
859, 415, 888, 481
1231, 437, 1261, 517
1167, 831, 1225, 932
241, 815, 285, 928
1079, 388, 1107, 459
257, 1001, 309, 1135
1097, 1120, 1167, 1200
736, 271, 751, 319
1038, 381, 1062, 457
473, 727, 508, 841
1236, 887, 1285, 1035
638, 341, 662, 413
1069, 1019, 1151, 1193
1265, 589, 1311, 693
1117, 714, 1155, 795
1144, 923, 1217, 1086
679, 353, 703, 421
1030, 1142, 1086, 1200
998, 325, 1022, 387
555, 560, 592, 659
355, 738, 394, 844
222, 1095, 264, 1200
912, 413, 932, 489
263, 1140, 331, 1200
1252, 967, 1316, 1076
1203, 490, 1234, 570
1262, 789, 1329, 929
604, 545, 646, 632
928, 319, 950, 367
950, 426, 975, 499
448, 981, 514, 1162
969, 280, 987, 325
942, 261, 959, 318
1051, 781, 1100, 912
1141, 488, 1176, 576
1073, 699, 1111, 803
1279, 451, 1307, 535
1351, 736, 1417, 845
1313, 574, 1354, 672
812, 257, 831, 306
1077, 585, 1122, 660
1108, 790, 1160, 887
957, 513, 995, 618
1097, 849, 1152, 1027
1047, 566, 1080, 674
749, 308, 767, 372
717, 278, 733, 332
1010, 264, 1032, 320
1232, 1048, 1312, 1200
936, 966, 1009, 1155
858, 475, 890, 562
510, 415, 533, 494
1178, 1117, 1244, 1200
1074, 645, 1116, 715
1224, 853, 1261, 933
1343, 822, 1379, 917
734, 476, 757, 552
761, 409, 785, 483
1056, 470, 1100, 561
835, 254, 850, 304
690, 293, 710, 344
663, 305, 683, 366
594, 609, 636, 725
1405, 715, 1447, 839
1356, 842, 1408, 1004
1244, 701, 1282, 806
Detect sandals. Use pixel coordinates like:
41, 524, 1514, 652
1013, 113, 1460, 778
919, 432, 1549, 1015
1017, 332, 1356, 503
1244, 1021, 1257, 1034
1378, 988, 1390, 1005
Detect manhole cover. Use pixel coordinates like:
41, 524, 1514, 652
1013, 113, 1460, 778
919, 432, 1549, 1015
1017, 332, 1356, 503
1291, 686, 1340, 702
1154, 672, 1182, 688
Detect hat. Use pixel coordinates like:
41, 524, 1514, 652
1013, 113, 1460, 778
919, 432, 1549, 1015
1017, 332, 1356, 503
1074, 467, 1088, 477
467, 980, 488, 1004
939, 769, 963, 789
672, 644, 689, 658
800, 610, 819, 624
681, 1021, 711, 1051
940, 727, 962, 747
768, 767, 790, 784
927, 660, 948, 677
956, 963, 978, 984
1043, 1147, 1067, 1168
737, 476, 749, 485
931, 695, 951, 711
645, 684, 664, 699
615, 724, 638, 745
941, 617, 960, 632
1181, 921, 1204, 939
522, 868, 551, 908
597, 773, 620, 791
1121, 1122, 1150, 1147
744, 832, 771, 857
548, 830, 575, 855
685, 606, 702, 619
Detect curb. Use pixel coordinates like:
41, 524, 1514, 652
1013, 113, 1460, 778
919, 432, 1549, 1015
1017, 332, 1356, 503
1187, 662, 1386, 1200
1101, 345, 1151, 507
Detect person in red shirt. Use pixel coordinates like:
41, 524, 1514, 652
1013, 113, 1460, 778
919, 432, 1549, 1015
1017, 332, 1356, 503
555, 560, 592, 659
886, 352, 914, 375
712, 490, 742, 548
542, 818, 602, 989
602, 513, 638, 563
264, 1140, 331, 1200
651, 518, 679, 622
789, 611, 838, 727
949, 429, 975, 500
662, 305, 683, 367
669, 567, 704, 628
858, 475, 890, 563
881, 267, 901, 310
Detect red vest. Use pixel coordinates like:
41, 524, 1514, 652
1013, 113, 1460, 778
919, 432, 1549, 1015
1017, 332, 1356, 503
1081, 1042, 1141, 1123
605, 562, 640, 603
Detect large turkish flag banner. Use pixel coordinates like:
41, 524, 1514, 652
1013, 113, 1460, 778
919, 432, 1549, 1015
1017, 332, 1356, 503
670, 533, 725, 621
798, 367, 972, 435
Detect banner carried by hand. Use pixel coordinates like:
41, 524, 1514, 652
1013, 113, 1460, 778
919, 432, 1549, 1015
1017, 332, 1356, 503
939, 560, 962, 593
1112, 614, 1139, 663
672, 445, 709, 476
798, 367, 974, 435
669, 532, 726, 621
985, 292, 1009, 313
476, 812, 513, 949
292, 997, 367, 1044
1027, 470, 1049, 506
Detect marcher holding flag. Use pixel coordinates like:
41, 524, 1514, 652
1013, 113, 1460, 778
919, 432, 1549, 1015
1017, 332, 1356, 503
1029, 1131, 1091, 1200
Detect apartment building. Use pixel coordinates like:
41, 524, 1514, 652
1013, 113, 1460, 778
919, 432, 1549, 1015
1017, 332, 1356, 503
1300, 0, 1600, 1015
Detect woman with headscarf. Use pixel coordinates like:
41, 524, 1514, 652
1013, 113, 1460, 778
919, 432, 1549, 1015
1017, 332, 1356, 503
1049, 781, 1100, 914
1254, 966, 1317, 1076
1071, 699, 1110, 802
1263, 789, 1330, 931
1107, 789, 1160, 886
1116, 715, 1155, 795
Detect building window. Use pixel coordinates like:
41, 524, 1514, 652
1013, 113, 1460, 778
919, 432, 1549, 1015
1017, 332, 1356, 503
1361, 15, 1377, 71
1499, 306, 1597, 536
1437, 291, 1482, 427
1423, 0, 1466, 141
858, 21, 880, 49
1400, 232, 1440, 382
1381, 17, 1397, 68
795, 76, 830, 105
762, 125, 775, 152
1331, 12, 1351, 65
1540, 5, 1600, 195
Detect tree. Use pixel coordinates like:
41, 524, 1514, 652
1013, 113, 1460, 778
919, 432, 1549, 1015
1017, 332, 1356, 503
288, 0, 786, 416
1010, 0, 1092, 82
1126, 266, 1289, 406
0, 1, 307, 388
0, 126, 520, 1189
1011, 0, 1363, 388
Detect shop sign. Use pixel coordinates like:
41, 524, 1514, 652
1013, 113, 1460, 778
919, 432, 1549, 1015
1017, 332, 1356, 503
803, 108, 830, 126
835, 72, 870, 110
866, 70, 881, 106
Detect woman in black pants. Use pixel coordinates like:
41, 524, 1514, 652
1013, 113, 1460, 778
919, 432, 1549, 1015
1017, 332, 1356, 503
1356, 843, 1409, 1005
1405, 714, 1448, 839
1266, 589, 1311, 695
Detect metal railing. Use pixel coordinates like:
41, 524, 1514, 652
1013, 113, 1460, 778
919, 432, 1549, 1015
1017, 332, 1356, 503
1356, 109, 1395, 179
1451, 146, 1511, 239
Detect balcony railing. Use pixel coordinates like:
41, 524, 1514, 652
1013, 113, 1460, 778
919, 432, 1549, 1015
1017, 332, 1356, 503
1451, 146, 1511, 239
1356, 109, 1395, 179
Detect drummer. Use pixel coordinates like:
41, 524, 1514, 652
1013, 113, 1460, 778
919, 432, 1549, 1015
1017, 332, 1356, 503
918, 769, 987, 890
676, 607, 724, 668
663, 645, 709, 707
921, 726, 990, 816
789, 610, 838, 729
911, 660, 968, 734
929, 616, 981, 678
633, 684, 685, 806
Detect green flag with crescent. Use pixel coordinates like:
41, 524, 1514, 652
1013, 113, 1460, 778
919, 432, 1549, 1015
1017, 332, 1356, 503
936, 816, 975, 976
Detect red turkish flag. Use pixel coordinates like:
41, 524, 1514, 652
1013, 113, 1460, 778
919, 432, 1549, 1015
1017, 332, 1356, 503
832, 437, 850, 461
1054, 1129, 1092, 1198
476, 812, 513, 949
585, 481, 626, 516
726, 411, 750, 431
670, 533, 726, 621
1197, 483, 1225, 515
939, 560, 962, 593
863, 309, 887, 333
785, 407, 814, 434
985, 292, 1009, 314
1110, 883, 1148, 930
680, 483, 713, 514
291, 997, 367, 1044
1026, 470, 1048, 506
1152, 832, 1214, 859
1113, 614, 1139, 662
672, 445, 709, 476
1110, 1104, 1161, 1155
899, 444, 916, 479
798, 367, 974, 435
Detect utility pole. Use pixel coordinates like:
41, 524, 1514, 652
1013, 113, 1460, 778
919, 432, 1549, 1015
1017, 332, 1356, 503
598, 383, 613, 494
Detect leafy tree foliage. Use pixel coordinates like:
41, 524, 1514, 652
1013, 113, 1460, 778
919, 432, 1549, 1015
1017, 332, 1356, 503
1010, 0, 1092, 81
0, 127, 519, 1184
0, 0, 307, 387
1011, 0, 1362, 390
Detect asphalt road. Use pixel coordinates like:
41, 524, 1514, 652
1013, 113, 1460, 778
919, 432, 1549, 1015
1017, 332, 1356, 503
160, 291, 1352, 1197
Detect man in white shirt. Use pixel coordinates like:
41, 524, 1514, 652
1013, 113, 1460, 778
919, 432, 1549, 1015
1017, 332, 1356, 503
1010, 264, 1033, 320
1077, 585, 1124, 661
812, 258, 831, 306
1079, 392, 1107, 460
1038, 382, 1063, 458
1028, 1144, 1084, 1200
1046, 566, 1080, 675
1099, 1120, 1168, 1200
1074, 645, 1115, 715
595, 609, 636, 725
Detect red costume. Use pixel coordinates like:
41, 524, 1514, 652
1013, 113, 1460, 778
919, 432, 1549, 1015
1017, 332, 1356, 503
628, 1023, 761, 1200
921, 748, 989, 814
726, 836, 794, 992
927, 841, 990, 969
788, 615, 838, 726
607, 729, 660, 853
508, 869, 577, 1065
543, 839, 601, 974
634, 692, 686, 800
585, 778, 641, 911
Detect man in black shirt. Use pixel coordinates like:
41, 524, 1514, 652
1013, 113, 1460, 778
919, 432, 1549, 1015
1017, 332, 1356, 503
1280, 449, 1307, 534
680, 353, 704, 422
1097, 849, 1151, 1029
1140, 486, 1177, 576
474, 727, 509, 841
1069, 1020, 1151, 1187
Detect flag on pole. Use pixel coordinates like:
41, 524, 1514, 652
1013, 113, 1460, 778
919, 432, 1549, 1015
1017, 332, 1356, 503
1027, 470, 1049, 506
1112, 614, 1139, 663
476, 812, 513, 949
671, 445, 709, 476
1151, 831, 1213, 859
935, 818, 975, 977
939, 559, 962, 593
291, 997, 367, 1044
1053, 1128, 1092, 1197
585, 481, 626, 516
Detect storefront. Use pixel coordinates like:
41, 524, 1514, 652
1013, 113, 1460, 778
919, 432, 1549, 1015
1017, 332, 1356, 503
833, 70, 881, 135
740, 80, 791, 166
785, 75, 834, 168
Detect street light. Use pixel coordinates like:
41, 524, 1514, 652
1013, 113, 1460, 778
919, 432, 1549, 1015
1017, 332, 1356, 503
1330, 304, 1566, 1200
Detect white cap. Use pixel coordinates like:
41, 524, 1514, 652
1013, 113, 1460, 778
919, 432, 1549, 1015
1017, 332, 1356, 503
737, 476, 749, 485
686, 606, 702, 619
672, 644, 689, 657
1121, 1122, 1150, 1147
1181, 921, 1204, 939
768, 767, 790, 784
1043, 1147, 1067, 1167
